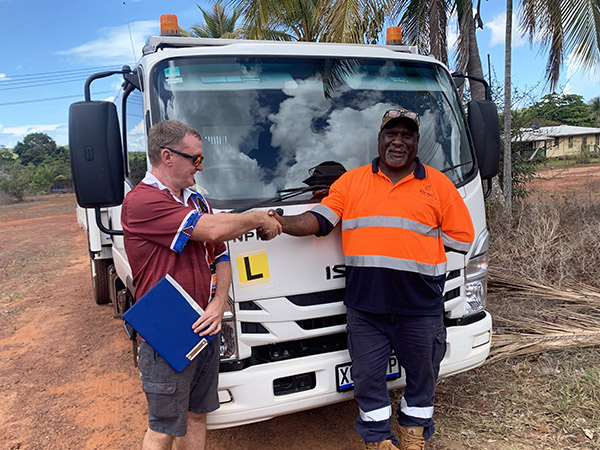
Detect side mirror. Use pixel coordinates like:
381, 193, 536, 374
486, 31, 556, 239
467, 100, 500, 180
69, 101, 124, 208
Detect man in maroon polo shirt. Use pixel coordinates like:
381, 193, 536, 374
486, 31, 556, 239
122, 120, 281, 450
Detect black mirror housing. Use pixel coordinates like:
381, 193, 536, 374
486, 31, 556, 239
69, 101, 124, 208
467, 100, 500, 180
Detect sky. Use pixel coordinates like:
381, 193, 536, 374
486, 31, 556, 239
0, 0, 599, 149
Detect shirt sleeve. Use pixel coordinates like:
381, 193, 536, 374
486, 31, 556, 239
122, 186, 201, 254
199, 193, 230, 263
438, 176, 474, 254
309, 173, 348, 236
214, 242, 230, 263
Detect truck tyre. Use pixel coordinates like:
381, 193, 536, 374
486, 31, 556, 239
91, 258, 111, 305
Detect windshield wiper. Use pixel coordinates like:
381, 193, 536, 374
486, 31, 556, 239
232, 185, 330, 213
441, 162, 471, 173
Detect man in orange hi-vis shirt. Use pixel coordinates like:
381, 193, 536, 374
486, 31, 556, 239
264, 108, 474, 450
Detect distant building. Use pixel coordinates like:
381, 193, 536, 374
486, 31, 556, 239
514, 125, 600, 159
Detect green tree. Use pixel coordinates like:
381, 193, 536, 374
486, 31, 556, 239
521, 93, 593, 127
13, 133, 59, 166
28, 164, 56, 193
128, 151, 147, 185
185, 2, 243, 38
589, 96, 600, 127
0, 162, 29, 201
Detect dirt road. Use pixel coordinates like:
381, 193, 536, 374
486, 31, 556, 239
529, 163, 600, 201
0, 194, 382, 450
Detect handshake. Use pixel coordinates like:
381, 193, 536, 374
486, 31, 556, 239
255, 209, 284, 241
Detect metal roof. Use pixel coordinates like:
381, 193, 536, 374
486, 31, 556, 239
516, 125, 600, 142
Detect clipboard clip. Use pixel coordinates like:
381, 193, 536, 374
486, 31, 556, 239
186, 338, 208, 361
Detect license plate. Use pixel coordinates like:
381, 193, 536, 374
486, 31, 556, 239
335, 356, 401, 392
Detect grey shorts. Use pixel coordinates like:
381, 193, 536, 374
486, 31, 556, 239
138, 336, 220, 437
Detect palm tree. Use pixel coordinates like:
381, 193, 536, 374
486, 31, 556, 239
227, 0, 393, 43
242, 0, 329, 41
397, 0, 450, 66
518, 0, 600, 91
398, 0, 600, 100
504, 0, 513, 209
225, 0, 600, 99
396, 0, 487, 100
185, 1, 243, 39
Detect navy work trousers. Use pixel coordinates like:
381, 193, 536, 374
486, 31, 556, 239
346, 307, 446, 443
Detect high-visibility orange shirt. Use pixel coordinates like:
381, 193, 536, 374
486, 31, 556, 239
310, 158, 474, 315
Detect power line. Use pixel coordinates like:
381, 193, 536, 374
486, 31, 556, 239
0, 90, 115, 107
0, 68, 126, 91
1, 71, 113, 87
0, 78, 114, 92
0, 65, 123, 80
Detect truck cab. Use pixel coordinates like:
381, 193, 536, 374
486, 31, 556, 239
69, 24, 499, 429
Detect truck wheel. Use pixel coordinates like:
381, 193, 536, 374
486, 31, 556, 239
91, 258, 111, 305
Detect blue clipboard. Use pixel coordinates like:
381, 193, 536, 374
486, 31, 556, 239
123, 274, 215, 372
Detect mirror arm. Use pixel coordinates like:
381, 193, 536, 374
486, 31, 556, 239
483, 178, 493, 199
451, 72, 492, 101
84, 66, 134, 101
95, 207, 124, 236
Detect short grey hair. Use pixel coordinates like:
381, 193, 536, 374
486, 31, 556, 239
147, 120, 202, 165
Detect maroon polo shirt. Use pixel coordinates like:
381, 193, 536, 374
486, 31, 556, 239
121, 174, 228, 310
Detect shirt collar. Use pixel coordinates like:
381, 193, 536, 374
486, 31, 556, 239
371, 157, 426, 179
141, 171, 195, 204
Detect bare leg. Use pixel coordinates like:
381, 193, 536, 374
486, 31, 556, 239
175, 412, 207, 450
142, 428, 175, 450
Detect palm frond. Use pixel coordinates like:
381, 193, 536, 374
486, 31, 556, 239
487, 266, 600, 363
187, 1, 243, 38
518, 0, 600, 91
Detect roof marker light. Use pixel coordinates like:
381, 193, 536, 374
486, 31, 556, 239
386, 27, 403, 45
160, 14, 180, 36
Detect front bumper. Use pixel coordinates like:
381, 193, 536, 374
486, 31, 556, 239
207, 311, 492, 429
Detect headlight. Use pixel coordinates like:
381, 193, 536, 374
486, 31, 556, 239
465, 253, 488, 316
219, 297, 239, 361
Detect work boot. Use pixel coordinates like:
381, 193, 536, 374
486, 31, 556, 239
398, 426, 425, 450
364, 439, 399, 449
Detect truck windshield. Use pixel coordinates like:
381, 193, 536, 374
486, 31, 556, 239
151, 56, 474, 209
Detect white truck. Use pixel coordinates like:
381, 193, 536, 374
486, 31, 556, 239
69, 18, 500, 429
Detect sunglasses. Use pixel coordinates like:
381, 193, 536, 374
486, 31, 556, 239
163, 147, 204, 166
382, 109, 420, 125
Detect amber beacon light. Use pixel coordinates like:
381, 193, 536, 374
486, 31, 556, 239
160, 14, 180, 36
386, 27, 403, 45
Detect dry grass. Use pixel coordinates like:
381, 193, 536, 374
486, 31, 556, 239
488, 199, 600, 286
422, 189, 600, 449
485, 197, 600, 362
430, 348, 600, 449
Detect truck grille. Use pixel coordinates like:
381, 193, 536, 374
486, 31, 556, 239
241, 322, 269, 334
286, 288, 345, 306
253, 332, 347, 362
444, 287, 460, 302
296, 314, 346, 330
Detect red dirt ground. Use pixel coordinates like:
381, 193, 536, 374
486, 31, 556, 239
528, 164, 600, 201
2, 165, 596, 450
0, 194, 374, 450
